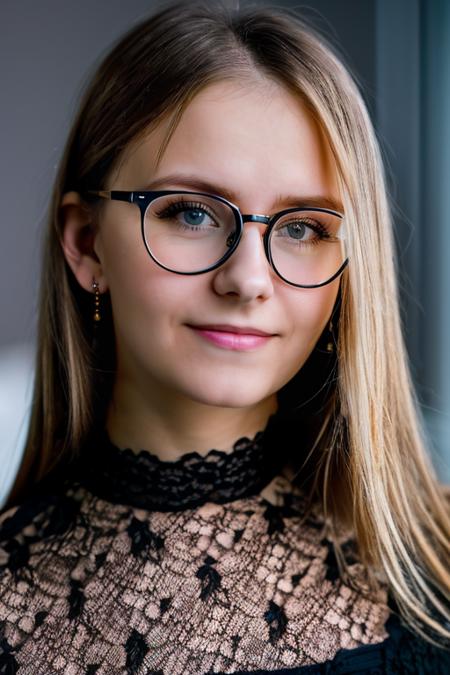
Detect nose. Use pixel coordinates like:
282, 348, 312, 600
211, 219, 275, 302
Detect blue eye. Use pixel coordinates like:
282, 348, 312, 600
285, 222, 308, 239
182, 209, 207, 225
154, 200, 219, 231
273, 217, 330, 246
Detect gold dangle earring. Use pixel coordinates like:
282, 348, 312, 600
92, 279, 101, 323
326, 318, 334, 353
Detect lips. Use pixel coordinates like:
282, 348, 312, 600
187, 324, 274, 336
187, 325, 273, 351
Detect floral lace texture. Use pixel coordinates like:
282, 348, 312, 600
0, 411, 449, 674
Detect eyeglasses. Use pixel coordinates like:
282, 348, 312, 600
85, 189, 348, 288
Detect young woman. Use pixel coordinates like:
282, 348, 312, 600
0, 1, 449, 673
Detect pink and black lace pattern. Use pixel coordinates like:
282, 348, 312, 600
0, 407, 449, 674
0, 482, 448, 674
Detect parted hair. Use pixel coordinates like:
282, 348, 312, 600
4, 0, 449, 648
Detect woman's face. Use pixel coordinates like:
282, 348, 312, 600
68, 79, 342, 416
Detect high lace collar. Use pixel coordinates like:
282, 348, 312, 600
73, 409, 297, 511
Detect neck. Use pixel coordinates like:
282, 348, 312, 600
106, 376, 279, 461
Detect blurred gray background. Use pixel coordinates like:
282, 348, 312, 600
1, 0, 449, 504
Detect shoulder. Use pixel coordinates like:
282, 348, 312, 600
0, 477, 134, 591
0, 484, 86, 670
0, 486, 83, 580
0, 483, 82, 541
0, 481, 124, 645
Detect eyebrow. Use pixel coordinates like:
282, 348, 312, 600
142, 173, 343, 213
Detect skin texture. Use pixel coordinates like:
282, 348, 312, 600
60, 78, 342, 460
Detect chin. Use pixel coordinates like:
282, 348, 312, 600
186, 383, 272, 410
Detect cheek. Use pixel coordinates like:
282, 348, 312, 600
99, 221, 195, 356
97, 205, 147, 286
102, 239, 148, 322
97, 216, 167, 338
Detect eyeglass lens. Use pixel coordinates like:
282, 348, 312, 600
143, 192, 346, 286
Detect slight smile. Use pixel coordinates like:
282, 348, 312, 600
186, 324, 276, 351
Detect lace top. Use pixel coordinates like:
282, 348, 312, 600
0, 411, 448, 674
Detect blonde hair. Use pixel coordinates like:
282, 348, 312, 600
4, 0, 449, 648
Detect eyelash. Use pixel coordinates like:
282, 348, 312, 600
154, 200, 216, 224
153, 199, 332, 239
280, 218, 330, 239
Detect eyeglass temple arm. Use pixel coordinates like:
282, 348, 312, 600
85, 190, 134, 204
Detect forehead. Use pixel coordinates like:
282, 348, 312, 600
110, 79, 340, 207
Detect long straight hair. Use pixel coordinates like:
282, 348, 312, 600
4, 0, 449, 647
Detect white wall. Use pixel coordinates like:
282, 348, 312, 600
0, 343, 34, 507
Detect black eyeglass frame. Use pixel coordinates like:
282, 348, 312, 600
85, 189, 349, 288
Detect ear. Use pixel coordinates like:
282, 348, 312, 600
60, 191, 108, 293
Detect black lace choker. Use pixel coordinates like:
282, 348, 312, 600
73, 411, 295, 511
